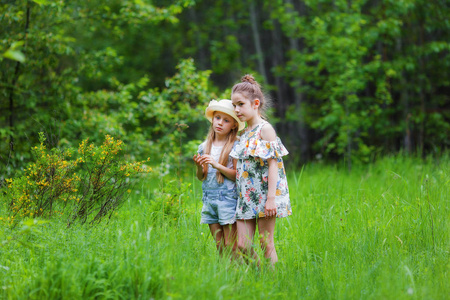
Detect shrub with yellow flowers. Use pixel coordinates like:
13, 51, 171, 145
3, 133, 79, 225
2, 133, 151, 227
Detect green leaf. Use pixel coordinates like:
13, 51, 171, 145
32, 0, 51, 5
3, 49, 25, 63
10, 41, 25, 49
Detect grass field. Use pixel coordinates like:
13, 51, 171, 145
1, 155, 449, 299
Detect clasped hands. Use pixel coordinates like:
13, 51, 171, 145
193, 154, 219, 169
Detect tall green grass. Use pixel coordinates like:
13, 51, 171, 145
1, 155, 449, 299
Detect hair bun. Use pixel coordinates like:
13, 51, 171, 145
241, 74, 257, 85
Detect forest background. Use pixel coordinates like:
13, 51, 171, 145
1, 0, 449, 177
1, 1, 449, 299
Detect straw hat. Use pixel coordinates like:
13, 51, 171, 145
205, 99, 245, 131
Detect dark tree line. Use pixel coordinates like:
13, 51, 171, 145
1, 0, 449, 177
173, 0, 449, 164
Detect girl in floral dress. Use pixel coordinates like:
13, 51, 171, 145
193, 99, 245, 256
230, 75, 292, 265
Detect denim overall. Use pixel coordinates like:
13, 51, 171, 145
199, 144, 238, 225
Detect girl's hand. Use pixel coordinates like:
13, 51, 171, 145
196, 154, 219, 169
193, 154, 204, 167
264, 196, 277, 218
193, 154, 207, 181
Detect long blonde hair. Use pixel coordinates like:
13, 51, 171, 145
202, 119, 239, 184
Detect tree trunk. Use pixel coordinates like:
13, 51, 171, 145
397, 37, 412, 153
418, 15, 426, 155
249, 0, 268, 83
287, 0, 309, 162
345, 95, 352, 171
188, 7, 207, 70
8, 1, 31, 152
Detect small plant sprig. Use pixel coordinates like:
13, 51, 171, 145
2, 133, 151, 227
1, 219, 48, 249
149, 177, 191, 222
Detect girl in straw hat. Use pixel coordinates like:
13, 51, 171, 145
193, 99, 245, 256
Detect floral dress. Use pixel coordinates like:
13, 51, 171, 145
230, 121, 292, 219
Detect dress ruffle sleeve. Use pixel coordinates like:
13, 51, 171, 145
251, 137, 289, 159
231, 134, 288, 160
229, 143, 239, 159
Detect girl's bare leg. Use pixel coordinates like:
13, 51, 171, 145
209, 223, 224, 255
257, 216, 278, 265
236, 219, 259, 264
222, 223, 238, 259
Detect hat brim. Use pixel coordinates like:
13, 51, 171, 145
205, 101, 245, 131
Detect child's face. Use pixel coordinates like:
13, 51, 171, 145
231, 92, 258, 123
212, 111, 237, 137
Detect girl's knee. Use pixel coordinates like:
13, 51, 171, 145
260, 237, 275, 250
237, 239, 249, 252
223, 238, 232, 248
261, 242, 276, 258
215, 241, 223, 250
264, 243, 275, 252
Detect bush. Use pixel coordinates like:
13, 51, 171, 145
2, 133, 151, 227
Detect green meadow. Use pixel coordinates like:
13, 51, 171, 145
1, 155, 449, 299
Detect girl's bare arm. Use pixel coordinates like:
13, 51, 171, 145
261, 123, 278, 217
265, 158, 278, 217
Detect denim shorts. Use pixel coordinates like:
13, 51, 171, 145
200, 189, 238, 225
